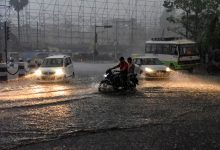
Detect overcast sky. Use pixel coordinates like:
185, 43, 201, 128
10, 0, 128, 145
0, 0, 164, 30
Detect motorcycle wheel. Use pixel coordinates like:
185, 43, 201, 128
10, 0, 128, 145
98, 80, 113, 92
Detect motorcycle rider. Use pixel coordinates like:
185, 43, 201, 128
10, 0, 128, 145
127, 57, 135, 74
127, 57, 135, 81
109, 57, 128, 89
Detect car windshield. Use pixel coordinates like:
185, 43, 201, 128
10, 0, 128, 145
142, 58, 163, 65
41, 58, 63, 67
179, 45, 199, 56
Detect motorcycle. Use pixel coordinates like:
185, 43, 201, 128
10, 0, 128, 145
98, 69, 138, 92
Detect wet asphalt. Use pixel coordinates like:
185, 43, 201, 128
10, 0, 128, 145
0, 62, 220, 150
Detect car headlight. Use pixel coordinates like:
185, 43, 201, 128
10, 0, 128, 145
145, 67, 154, 73
55, 69, 64, 76
35, 69, 42, 77
166, 67, 171, 72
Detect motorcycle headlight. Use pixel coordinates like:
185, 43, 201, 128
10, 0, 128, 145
145, 67, 154, 73
55, 69, 64, 76
166, 67, 171, 72
35, 69, 42, 77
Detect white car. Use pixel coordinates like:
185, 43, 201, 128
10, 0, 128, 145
133, 56, 171, 78
35, 55, 75, 82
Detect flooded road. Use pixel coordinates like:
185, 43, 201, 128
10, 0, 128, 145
0, 62, 220, 150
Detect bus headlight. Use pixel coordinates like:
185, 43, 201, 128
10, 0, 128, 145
166, 67, 171, 72
55, 69, 64, 76
35, 69, 42, 77
145, 67, 154, 73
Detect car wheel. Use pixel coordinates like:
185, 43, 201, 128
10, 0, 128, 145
98, 80, 112, 92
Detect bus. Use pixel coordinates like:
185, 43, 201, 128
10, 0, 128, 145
145, 38, 200, 72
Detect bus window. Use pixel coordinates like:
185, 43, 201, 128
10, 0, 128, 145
179, 45, 199, 56
155, 45, 163, 54
171, 46, 178, 55
162, 45, 170, 54
151, 45, 157, 53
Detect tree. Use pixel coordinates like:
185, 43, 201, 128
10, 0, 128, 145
200, 14, 220, 49
159, 10, 180, 37
9, 0, 29, 43
163, 0, 220, 41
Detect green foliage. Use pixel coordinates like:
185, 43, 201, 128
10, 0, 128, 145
200, 15, 220, 49
163, 0, 220, 49
9, 0, 29, 12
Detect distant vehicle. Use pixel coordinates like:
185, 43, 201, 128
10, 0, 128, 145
34, 53, 49, 66
8, 52, 20, 62
145, 37, 200, 73
133, 56, 171, 78
35, 55, 75, 82
26, 58, 38, 74
207, 49, 220, 74
8, 57, 15, 67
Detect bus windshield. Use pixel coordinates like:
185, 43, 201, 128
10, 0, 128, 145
41, 58, 63, 67
179, 45, 199, 56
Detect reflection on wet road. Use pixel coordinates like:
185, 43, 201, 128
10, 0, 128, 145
0, 62, 220, 149
0, 82, 95, 110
